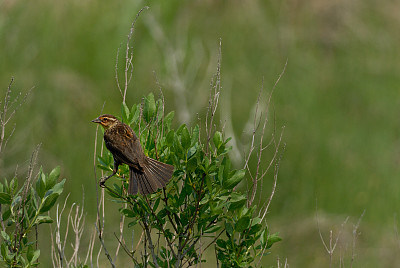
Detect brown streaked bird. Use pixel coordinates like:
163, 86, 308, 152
92, 114, 174, 195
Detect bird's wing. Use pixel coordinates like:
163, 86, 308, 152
104, 124, 145, 170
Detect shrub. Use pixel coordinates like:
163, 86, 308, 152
96, 92, 281, 267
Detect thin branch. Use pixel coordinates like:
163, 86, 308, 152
122, 6, 149, 103
0, 77, 33, 157
114, 232, 134, 259
142, 217, 159, 268
94, 223, 116, 268
260, 141, 285, 221
52, 194, 70, 268
115, 44, 123, 97
316, 204, 349, 267
67, 200, 86, 267
350, 209, 365, 268
15, 144, 41, 252
114, 202, 127, 260
204, 39, 222, 158
248, 59, 287, 205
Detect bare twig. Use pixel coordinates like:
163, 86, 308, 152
114, 203, 127, 260
316, 205, 349, 268
85, 226, 96, 267
247, 60, 287, 206
277, 256, 289, 268
14, 144, 41, 253
94, 223, 116, 268
115, 44, 123, 97
0, 77, 33, 156
260, 141, 286, 221
142, 217, 159, 268
243, 84, 263, 172
350, 210, 365, 268
115, 6, 149, 103
395, 214, 400, 250
204, 39, 222, 158
51, 194, 70, 268
67, 200, 86, 267
114, 232, 134, 259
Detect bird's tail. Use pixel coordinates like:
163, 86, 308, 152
129, 157, 174, 195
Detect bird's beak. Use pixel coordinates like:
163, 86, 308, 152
92, 117, 101, 123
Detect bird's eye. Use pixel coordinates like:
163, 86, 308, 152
102, 118, 107, 122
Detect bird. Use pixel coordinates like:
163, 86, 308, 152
92, 114, 174, 195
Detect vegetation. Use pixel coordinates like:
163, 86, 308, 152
0, 165, 64, 267
2, 1, 400, 267
95, 92, 281, 267
0, 79, 64, 267
91, 16, 284, 265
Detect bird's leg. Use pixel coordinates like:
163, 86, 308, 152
99, 161, 120, 188
99, 171, 116, 188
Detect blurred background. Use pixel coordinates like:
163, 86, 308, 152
1, 0, 400, 267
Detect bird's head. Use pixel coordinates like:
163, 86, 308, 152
91, 114, 119, 129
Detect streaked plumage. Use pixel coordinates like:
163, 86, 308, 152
92, 114, 174, 195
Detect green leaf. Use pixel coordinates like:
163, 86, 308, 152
181, 125, 191, 150
219, 157, 231, 184
97, 155, 111, 167
34, 216, 53, 225
2, 209, 11, 221
248, 223, 262, 235
267, 232, 282, 248
1, 243, 12, 263
97, 164, 111, 171
10, 177, 18, 194
120, 208, 135, 218
143, 93, 156, 122
40, 193, 60, 213
205, 175, 213, 193
47, 179, 66, 196
173, 133, 184, 158
153, 197, 161, 211
131, 104, 140, 124
204, 225, 221, 233
31, 250, 40, 264
228, 193, 247, 212
128, 220, 138, 228
164, 111, 175, 129
191, 125, 199, 145
166, 130, 175, 147
223, 169, 246, 189
186, 145, 197, 160
0, 193, 11, 204
213, 131, 223, 149
1, 230, 10, 241
235, 216, 250, 233
11, 195, 21, 209
47, 166, 61, 189
27, 246, 40, 263
225, 221, 234, 237
157, 208, 167, 219
186, 146, 198, 172
260, 226, 269, 246
121, 102, 131, 123
216, 239, 226, 248
35, 169, 46, 199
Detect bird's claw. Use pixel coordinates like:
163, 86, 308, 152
99, 178, 106, 188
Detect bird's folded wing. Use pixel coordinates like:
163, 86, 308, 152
104, 124, 144, 170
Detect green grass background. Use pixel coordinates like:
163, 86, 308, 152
1, 0, 400, 266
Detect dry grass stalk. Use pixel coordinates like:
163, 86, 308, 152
0, 77, 33, 156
